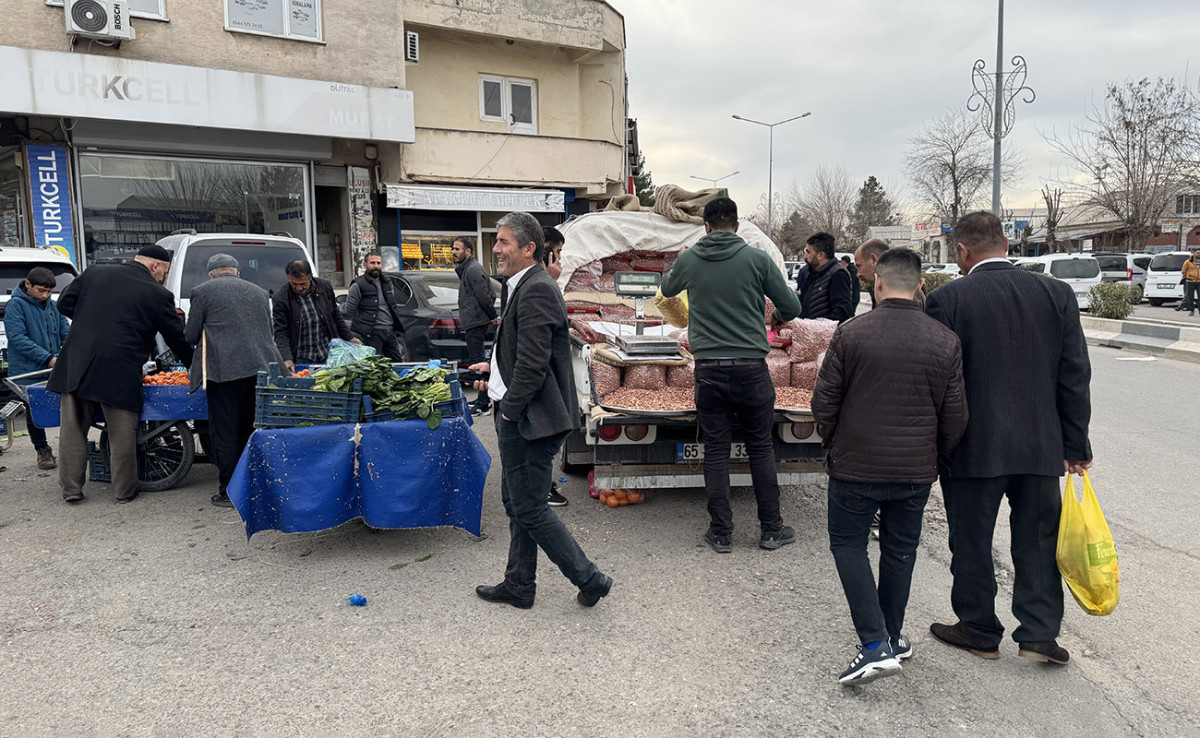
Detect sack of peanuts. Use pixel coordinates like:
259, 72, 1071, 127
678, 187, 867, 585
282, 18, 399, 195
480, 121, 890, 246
764, 296, 776, 325
666, 362, 694, 388
565, 271, 599, 293
654, 288, 689, 328
668, 328, 689, 350
784, 319, 837, 362
591, 359, 622, 397
623, 363, 667, 390
766, 350, 792, 386
790, 360, 819, 391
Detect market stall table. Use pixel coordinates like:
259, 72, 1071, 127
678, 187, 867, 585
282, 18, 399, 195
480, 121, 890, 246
227, 416, 491, 538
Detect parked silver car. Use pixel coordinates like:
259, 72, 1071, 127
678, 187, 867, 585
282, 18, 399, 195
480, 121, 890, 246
1093, 252, 1152, 303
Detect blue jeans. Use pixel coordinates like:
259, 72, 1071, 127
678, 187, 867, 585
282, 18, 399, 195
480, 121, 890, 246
827, 478, 931, 645
495, 415, 604, 599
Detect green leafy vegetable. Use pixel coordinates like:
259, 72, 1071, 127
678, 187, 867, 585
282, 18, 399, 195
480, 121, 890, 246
311, 358, 454, 429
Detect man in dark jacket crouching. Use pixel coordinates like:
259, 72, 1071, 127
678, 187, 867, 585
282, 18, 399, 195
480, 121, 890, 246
812, 247, 967, 686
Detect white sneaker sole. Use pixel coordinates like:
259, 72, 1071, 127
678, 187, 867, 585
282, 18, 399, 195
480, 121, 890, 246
839, 659, 902, 685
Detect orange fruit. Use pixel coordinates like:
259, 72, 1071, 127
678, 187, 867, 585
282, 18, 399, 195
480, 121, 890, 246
605, 496, 619, 508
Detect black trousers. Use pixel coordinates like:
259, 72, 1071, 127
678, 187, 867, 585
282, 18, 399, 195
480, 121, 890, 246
23, 398, 48, 450
1184, 281, 1200, 310
464, 325, 490, 410
694, 360, 783, 536
205, 376, 259, 495
364, 329, 404, 361
495, 414, 604, 598
941, 475, 1064, 648
828, 479, 931, 645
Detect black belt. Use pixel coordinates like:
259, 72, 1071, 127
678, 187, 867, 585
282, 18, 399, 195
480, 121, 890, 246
694, 358, 765, 367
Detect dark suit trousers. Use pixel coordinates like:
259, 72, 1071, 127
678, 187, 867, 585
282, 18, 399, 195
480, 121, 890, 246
205, 377, 259, 495
464, 325, 490, 410
59, 393, 139, 500
942, 475, 1064, 648
828, 479, 931, 645
495, 414, 604, 598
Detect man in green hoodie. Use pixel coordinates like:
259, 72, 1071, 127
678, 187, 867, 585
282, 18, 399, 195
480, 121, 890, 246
661, 197, 803, 553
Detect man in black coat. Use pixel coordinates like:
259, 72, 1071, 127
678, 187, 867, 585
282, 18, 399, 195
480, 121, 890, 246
48, 244, 194, 504
468, 211, 611, 610
452, 236, 497, 415
272, 260, 354, 373
925, 211, 1093, 666
800, 232, 855, 322
344, 252, 406, 361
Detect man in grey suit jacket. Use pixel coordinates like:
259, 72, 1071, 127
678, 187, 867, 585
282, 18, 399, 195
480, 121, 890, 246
185, 254, 282, 508
468, 212, 612, 610
925, 211, 1093, 666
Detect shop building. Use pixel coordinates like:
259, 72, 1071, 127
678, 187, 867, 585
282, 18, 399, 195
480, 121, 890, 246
1, 0, 414, 288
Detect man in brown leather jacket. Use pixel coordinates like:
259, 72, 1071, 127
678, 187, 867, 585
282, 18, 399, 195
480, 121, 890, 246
812, 247, 967, 685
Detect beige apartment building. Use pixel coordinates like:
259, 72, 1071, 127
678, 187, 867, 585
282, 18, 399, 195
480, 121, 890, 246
0, 0, 627, 284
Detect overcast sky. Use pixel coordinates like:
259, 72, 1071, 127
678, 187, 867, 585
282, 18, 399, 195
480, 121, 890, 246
619, 0, 1200, 223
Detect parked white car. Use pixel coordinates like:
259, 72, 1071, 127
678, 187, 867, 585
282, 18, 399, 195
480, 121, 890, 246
155, 231, 314, 318
1142, 251, 1190, 307
1014, 254, 1102, 311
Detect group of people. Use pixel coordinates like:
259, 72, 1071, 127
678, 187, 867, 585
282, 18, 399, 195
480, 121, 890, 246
5, 242, 410, 508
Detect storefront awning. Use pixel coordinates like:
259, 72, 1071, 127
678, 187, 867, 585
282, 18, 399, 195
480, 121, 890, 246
386, 183, 565, 212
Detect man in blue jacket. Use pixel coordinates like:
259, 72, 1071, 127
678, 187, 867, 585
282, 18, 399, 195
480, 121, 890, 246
3, 267, 71, 470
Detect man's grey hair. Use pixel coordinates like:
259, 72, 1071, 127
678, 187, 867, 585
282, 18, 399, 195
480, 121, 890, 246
208, 267, 239, 278
497, 212, 546, 263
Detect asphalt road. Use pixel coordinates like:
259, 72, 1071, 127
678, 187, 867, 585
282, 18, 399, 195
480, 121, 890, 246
0, 346, 1196, 736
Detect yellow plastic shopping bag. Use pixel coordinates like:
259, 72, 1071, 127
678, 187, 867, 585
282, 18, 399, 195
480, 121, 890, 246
1056, 471, 1119, 616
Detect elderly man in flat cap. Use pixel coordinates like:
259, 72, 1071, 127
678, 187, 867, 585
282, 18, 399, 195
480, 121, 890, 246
184, 253, 283, 508
49, 244, 195, 505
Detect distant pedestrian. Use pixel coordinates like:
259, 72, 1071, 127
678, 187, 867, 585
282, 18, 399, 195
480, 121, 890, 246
544, 226, 565, 281
1181, 249, 1200, 316
812, 248, 967, 685
186, 254, 282, 508
48, 244, 194, 504
660, 197, 802, 553
926, 211, 1093, 666
452, 237, 498, 416
841, 255, 862, 314
345, 253, 406, 361
3, 267, 70, 470
799, 233, 854, 322
272, 260, 353, 373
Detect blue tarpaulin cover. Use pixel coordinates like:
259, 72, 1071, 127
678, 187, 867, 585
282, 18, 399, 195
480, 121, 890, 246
26, 385, 208, 428
227, 417, 490, 539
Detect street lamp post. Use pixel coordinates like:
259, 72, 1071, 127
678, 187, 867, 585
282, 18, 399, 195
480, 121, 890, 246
732, 112, 811, 239
690, 171, 740, 189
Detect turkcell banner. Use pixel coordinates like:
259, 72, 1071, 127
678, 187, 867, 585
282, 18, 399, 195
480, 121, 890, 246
25, 144, 76, 264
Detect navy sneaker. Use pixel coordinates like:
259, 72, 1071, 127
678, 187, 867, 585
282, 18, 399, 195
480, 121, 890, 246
891, 634, 913, 661
704, 529, 732, 554
839, 642, 902, 685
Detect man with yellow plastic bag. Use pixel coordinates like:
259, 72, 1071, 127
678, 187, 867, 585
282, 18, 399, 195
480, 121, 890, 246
1058, 471, 1119, 616
926, 212, 1093, 666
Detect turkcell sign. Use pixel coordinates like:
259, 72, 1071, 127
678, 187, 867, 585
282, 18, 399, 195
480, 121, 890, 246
26, 144, 76, 264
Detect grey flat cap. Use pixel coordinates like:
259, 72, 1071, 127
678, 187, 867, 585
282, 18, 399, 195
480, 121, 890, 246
207, 253, 239, 271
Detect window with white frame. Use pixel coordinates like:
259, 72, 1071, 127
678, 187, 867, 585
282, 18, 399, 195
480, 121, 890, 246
479, 75, 537, 135
225, 0, 322, 42
46, 0, 167, 21
1177, 194, 1200, 215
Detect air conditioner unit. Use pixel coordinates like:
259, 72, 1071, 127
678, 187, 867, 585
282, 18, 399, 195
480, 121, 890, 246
64, 0, 135, 43
404, 31, 419, 63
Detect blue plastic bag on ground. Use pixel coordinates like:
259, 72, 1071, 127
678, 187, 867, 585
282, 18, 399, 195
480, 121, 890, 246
327, 339, 377, 368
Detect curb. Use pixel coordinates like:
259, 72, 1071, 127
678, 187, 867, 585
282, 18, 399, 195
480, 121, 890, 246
1082, 315, 1200, 364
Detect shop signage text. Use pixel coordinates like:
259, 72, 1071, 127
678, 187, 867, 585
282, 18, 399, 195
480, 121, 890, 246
386, 184, 566, 213
0, 45, 415, 143
25, 144, 77, 265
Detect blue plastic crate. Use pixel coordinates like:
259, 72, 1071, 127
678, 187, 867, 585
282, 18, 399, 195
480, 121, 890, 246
253, 363, 362, 429
88, 440, 111, 483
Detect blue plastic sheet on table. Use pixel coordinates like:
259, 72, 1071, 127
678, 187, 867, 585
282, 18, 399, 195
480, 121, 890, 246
26, 385, 209, 428
227, 416, 490, 539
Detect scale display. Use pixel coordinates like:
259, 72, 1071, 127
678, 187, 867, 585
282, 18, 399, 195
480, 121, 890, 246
613, 270, 661, 297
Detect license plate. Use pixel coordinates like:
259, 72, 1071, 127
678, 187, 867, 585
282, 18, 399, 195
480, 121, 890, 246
677, 442, 748, 462
1159, 284, 1176, 289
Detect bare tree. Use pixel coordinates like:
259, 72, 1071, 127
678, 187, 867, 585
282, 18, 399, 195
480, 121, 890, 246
1048, 76, 1200, 251
1042, 185, 1064, 253
905, 109, 1020, 226
797, 166, 856, 246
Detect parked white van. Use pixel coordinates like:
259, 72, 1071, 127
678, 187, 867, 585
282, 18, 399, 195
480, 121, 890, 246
1142, 251, 1190, 307
1013, 254, 1102, 311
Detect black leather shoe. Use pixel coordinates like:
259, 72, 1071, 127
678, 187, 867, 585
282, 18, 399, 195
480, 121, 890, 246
63, 492, 84, 503
116, 490, 139, 504
475, 582, 533, 609
211, 493, 235, 508
577, 575, 613, 607
930, 621, 1000, 659
1019, 641, 1070, 665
